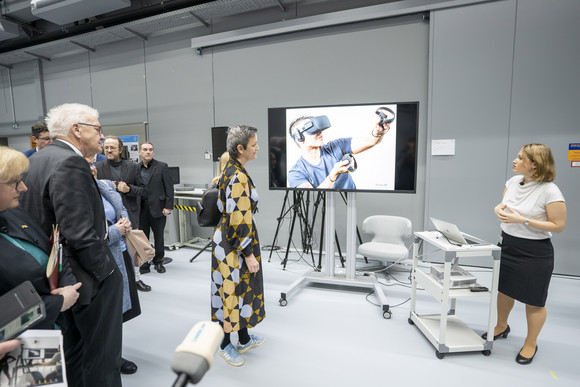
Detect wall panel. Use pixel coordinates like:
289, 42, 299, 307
210, 19, 429, 246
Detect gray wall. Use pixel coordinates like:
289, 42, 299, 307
0, 16, 430, 259
209, 19, 429, 253
0, 0, 578, 274
427, 0, 579, 274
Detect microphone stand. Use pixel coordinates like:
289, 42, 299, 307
173, 373, 190, 387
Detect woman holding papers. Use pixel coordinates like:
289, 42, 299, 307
490, 144, 567, 365
0, 146, 80, 328
86, 157, 141, 375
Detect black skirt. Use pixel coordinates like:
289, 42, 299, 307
498, 231, 554, 307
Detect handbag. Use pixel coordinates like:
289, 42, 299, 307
125, 230, 155, 267
195, 186, 222, 228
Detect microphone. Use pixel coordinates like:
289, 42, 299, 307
171, 321, 224, 387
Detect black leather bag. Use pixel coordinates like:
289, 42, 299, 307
195, 187, 221, 228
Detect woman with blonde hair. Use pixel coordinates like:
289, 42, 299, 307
0, 146, 81, 331
211, 151, 230, 187
488, 143, 567, 365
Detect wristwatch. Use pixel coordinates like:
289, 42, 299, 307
524, 218, 530, 227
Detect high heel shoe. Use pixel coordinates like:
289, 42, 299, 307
516, 345, 538, 365
481, 325, 510, 340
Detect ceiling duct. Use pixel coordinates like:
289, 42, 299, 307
31, 0, 131, 25
0, 18, 20, 42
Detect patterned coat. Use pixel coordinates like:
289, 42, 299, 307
211, 158, 265, 333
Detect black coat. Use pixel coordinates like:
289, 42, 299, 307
96, 159, 144, 228
21, 140, 118, 305
138, 158, 175, 218
0, 207, 77, 328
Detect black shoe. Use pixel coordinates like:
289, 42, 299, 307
154, 263, 166, 273
136, 280, 151, 292
120, 358, 138, 374
139, 265, 151, 275
482, 325, 510, 340
162, 257, 173, 265
516, 345, 538, 365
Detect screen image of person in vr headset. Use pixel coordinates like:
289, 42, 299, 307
287, 107, 393, 189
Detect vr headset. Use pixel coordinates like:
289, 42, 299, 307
292, 115, 331, 142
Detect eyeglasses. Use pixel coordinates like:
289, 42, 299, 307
37, 136, 51, 142
5, 178, 23, 190
104, 146, 118, 150
77, 122, 103, 135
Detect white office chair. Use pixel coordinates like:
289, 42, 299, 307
358, 215, 413, 267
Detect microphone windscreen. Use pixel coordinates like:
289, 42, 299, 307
172, 353, 209, 385
171, 321, 224, 384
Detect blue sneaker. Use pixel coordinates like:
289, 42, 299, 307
236, 334, 265, 354
218, 343, 244, 366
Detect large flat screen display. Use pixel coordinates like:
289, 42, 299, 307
268, 102, 418, 193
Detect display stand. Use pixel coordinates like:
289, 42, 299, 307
279, 192, 391, 318
409, 231, 501, 358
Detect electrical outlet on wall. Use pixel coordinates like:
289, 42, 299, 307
204, 151, 211, 160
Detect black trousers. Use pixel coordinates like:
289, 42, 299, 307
139, 208, 167, 265
63, 269, 123, 387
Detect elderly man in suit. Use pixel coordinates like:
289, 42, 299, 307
21, 103, 123, 387
138, 141, 174, 274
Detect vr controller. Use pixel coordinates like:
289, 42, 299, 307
340, 153, 357, 172
375, 107, 395, 128
293, 115, 331, 142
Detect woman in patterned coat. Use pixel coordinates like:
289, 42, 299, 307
212, 125, 265, 367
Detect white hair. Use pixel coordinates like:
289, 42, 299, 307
46, 103, 99, 138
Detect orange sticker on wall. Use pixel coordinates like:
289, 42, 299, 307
569, 143, 580, 161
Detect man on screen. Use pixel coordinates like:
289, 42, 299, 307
287, 110, 391, 189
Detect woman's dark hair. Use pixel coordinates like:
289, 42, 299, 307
226, 125, 258, 159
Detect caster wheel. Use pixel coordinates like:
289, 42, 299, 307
279, 298, 288, 307
436, 351, 444, 359
383, 310, 392, 319
482, 350, 491, 356
408, 317, 414, 325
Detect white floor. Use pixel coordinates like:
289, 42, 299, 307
121, 246, 580, 387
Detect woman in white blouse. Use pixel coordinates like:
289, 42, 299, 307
487, 144, 567, 365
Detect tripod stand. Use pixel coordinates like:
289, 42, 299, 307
268, 190, 347, 270
281, 191, 317, 269
189, 239, 212, 262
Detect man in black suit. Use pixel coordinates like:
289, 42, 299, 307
96, 136, 151, 292
21, 103, 123, 387
97, 136, 144, 228
138, 141, 174, 274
